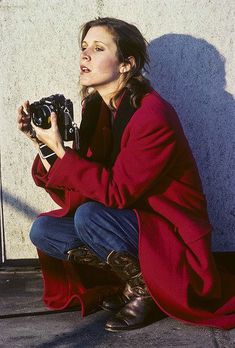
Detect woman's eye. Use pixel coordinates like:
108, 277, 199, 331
80, 46, 104, 52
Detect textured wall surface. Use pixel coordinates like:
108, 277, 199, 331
0, 0, 234, 259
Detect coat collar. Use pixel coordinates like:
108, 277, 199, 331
79, 89, 137, 167
109, 89, 136, 166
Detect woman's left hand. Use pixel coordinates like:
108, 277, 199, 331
32, 112, 66, 159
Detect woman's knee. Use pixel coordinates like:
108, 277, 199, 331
29, 216, 50, 247
74, 202, 103, 240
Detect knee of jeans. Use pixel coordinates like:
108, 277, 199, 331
74, 202, 102, 240
29, 216, 49, 248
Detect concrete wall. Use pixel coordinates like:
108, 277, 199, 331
0, 0, 234, 260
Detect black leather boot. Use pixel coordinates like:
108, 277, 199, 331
100, 283, 132, 311
67, 245, 109, 270
104, 251, 163, 331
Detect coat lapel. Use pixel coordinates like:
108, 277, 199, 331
108, 90, 136, 167
78, 93, 103, 157
79, 89, 137, 167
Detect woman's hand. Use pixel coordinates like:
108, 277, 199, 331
17, 100, 39, 144
32, 112, 66, 159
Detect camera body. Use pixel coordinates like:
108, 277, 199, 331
30, 94, 75, 141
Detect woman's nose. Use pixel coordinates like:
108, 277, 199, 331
81, 49, 91, 61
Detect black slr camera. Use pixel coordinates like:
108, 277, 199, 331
30, 94, 75, 141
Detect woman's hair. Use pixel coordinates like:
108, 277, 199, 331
79, 17, 151, 110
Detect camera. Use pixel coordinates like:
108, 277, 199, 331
30, 94, 75, 141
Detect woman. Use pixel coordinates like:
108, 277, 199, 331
17, 17, 235, 331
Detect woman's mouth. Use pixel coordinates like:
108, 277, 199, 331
80, 65, 91, 73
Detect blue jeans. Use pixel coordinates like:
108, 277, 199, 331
30, 202, 139, 261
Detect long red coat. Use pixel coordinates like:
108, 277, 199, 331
32, 88, 235, 329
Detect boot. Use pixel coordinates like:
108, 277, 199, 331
101, 283, 132, 311
67, 245, 108, 270
104, 251, 163, 331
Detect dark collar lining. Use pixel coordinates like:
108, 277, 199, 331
108, 90, 136, 167
79, 90, 137, 167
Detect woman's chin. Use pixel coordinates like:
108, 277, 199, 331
79, 76, 93, 86
79, 80, 90, 86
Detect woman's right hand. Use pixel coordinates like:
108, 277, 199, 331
17, 100, 38, 143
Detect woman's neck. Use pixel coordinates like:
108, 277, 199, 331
96, 77, 125, 107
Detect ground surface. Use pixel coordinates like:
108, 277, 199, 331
1, 268, 235, 348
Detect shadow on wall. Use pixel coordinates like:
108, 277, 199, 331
0, 190, 39, 261
2, 190, 39, 218
147, 34, 235, 251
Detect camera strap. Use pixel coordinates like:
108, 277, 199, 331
72, 122, 80, 151
39, 143, 57, 166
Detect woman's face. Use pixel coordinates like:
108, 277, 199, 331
80, 26, 125, 100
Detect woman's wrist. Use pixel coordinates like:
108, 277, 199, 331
54, 143, 66, 159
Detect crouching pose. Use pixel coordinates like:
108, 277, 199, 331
17, 17, 235, 331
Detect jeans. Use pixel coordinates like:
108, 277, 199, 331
30, 201, 139, 261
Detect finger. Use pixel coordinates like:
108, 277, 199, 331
17, 105, 23, 113
17, 121, 23, 130
16, 105, 23, 120
16, 106, 26, 123
50, 112, 58, 130
17, 110, 30, 125
22, 120, 31, 128
17, 105, 25, 116
23, 100, 30, 113
17, 105, 28, 118
18, 120, 29, 131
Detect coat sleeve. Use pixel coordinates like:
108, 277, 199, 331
32, 154, 49, 188
31, 154, 67, 208
44, 107, 178, 209
31, 153, 88, 210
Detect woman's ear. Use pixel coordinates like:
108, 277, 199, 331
119, 56, 136, 73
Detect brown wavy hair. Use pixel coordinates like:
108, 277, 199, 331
79, 17, 151, 110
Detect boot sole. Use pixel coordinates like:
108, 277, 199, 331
105, 320, 154, 332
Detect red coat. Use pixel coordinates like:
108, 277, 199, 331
32, 89, 235, 329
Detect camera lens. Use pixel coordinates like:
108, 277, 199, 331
32, 105, 52, 129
